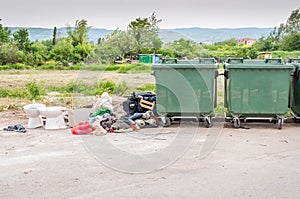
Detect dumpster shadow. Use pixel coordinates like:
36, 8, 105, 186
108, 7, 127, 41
223, 119, 300, 129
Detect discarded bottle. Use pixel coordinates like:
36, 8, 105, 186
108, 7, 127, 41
71, 121, 95, 135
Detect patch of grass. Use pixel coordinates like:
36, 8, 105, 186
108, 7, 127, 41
0, 65, 11, 70
83, 63, 151, 73
38, 64, 64, 70
215, 102, 227, 116
137, 84, 156, 92
94, 81, 117, 95
47, 80, 128, 96
0, 63, 32, 70
117, 64, 136, 73
82, 64, 114, 71
0, 88, 28, 99
114, 81, 128, 95
130, 63, 152, 73
0, 90, 10, 97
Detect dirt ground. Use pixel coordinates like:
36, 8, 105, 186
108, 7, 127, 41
1, 70, 300, 198
0, 69, 155, 90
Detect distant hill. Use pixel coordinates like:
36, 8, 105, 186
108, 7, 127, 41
8, 27, 114, 43
8, 27, 273, 44
161, 27, 273, 43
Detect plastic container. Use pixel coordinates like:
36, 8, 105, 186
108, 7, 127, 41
224, 58, 294, 129
152, 58, 218, 127
72, 121, 95, 135
287, 58, 300, 119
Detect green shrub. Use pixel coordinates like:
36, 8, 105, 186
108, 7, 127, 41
94, 81, 116, 95
13, 63, 31, 69
68, 65, 82, 70
26, 80, 41, 100
0, 89, 10, 97
0, 88, 28, 99
0, 65, 11, 70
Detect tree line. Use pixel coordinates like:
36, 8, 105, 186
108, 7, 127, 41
0, 9, 299, 68
254, 8, 300, 52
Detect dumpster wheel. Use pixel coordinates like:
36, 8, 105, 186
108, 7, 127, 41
277, 118, 284, 130
233, 117, 241, 128
204, 116, 213, 128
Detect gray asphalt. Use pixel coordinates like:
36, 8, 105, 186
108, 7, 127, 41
1, 120, 300, 199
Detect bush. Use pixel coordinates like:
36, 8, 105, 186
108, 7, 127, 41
0, 65, 11, 70
0, 89, 10, 97
26, 80, 41, 100
94, 81, 116, 95
0, 88, 28, 98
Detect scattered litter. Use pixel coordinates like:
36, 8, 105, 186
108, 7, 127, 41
23, 169, 33, 174
92, 92, 113, 112
71, 92, 158, 136
3, 125, 26, 133
71, 121, 95, 135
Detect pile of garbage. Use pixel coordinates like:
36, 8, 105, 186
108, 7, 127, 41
71, 91, 158, 135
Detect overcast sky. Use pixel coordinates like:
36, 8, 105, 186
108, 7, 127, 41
0, 0, 299, 29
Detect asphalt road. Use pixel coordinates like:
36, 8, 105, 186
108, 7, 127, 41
1, 116, 300, 199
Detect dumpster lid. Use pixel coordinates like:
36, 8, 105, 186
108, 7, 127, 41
199, 58, 217, 64
225, 58, 243, 64
226, 64, 294, 69
152, 64, 217, 69
243, 59, 266, 64
286, 58, 300, 64
154, 58, 217, 69
265, 58, 282, 64
225, 58, 293, 69
161, 58, 178, 64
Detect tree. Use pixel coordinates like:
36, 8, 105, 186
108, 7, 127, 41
281, 32, 300, 51
286, 8, 300, 33
165, 38, 206, 59
0, 43, 21, 64
86, 29, 131, 64
13, 29, 31, 52
52, 27, 57, 46
67, 19, 93, 61
50, 38, 76, 65
247, 46, 259, 59
87, 13, 163, 64
127, 12, 162, 54
255, 8, 300, 51
0, 19, 11, 43
27, 41, 48, 66
215, 38, 237, 46
254, 36, 274, 51
67, 19, 90, 46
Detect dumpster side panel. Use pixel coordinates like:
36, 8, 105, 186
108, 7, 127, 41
292, 72, 300, 116
228, 68, 291, 115
154, 66, 216, 116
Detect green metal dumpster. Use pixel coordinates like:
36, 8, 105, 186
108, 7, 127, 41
152, 58, 218, 127
287, 58, 300, 120
224, 58, 294, 129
